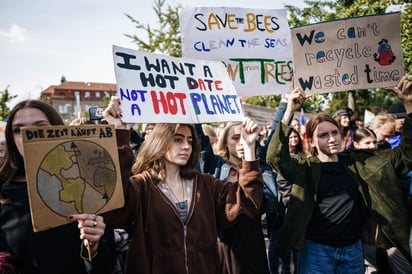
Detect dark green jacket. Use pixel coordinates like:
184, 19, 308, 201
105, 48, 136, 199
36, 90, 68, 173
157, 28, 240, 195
266, 114, 412, 263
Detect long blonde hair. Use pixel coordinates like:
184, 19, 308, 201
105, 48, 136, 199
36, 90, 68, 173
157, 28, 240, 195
131, 123, 200, 183
214, 121, 242, 169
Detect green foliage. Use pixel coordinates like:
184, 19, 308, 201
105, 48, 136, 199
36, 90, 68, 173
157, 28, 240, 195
81, 110, 89, 119
286, 0, 412, 115
0, 86, 18, 120
39, 93, 51, 104
305, 93, 330, 113
286, 1, 340, 27
244, 95, 281, 108
126, 0, 412, 114
401, 3, 412, 74
125, 0, 182, 57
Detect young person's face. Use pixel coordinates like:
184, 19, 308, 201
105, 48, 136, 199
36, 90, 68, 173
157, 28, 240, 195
226, 124, 243, 160
339, 115, 350, 127
354, 136, 377, 149
291, 120, 300, 133
12, 108, 51, 157
165, 125, 193, 167
309, 121, 341, 161
289, 131, 300, 148
144, 124, 155, 136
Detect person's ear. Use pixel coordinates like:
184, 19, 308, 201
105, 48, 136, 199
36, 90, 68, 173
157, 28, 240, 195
308, 138, 315, 148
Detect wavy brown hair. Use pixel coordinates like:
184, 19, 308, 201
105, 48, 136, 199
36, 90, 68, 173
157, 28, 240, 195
131, 123, 200, 183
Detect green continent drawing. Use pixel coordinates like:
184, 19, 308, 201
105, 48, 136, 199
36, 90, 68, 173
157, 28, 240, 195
37, 140, 117, 217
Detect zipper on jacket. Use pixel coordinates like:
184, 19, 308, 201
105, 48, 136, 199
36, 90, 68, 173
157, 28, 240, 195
183, 176, 196, 273
183, 225, 189, 273
157, 177, 195, 273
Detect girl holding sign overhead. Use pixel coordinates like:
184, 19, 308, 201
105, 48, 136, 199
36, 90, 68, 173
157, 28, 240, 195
0, 100, 116, 274
102, 96, 263, 274
266, 75, 412, 273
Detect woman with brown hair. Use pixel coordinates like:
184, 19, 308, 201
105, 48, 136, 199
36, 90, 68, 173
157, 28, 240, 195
102, 96, 263, 274
333, 108, 356, 151
267, 75, 412, 273
0, 100, 116, 274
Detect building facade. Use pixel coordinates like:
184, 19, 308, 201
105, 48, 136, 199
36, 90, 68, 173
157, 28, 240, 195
41, 79, 116, 122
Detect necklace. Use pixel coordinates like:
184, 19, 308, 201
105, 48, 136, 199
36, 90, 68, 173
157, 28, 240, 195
165, 178, 187, 209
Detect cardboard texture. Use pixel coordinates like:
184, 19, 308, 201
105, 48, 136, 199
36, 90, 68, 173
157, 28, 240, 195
22, 124, 124, 232
291, 13, 404, 96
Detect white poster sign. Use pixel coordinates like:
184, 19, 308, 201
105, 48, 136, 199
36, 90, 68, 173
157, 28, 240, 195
180, 7, 293, 96
113, 45, 243, 124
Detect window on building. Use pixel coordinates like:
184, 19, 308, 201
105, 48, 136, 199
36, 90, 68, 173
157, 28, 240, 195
95, 91, 101, 98
58, 104, 68, 114
85, 91, 91, 98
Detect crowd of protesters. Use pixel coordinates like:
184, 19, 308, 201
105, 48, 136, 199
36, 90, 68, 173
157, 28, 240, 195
0, 74, 412, 274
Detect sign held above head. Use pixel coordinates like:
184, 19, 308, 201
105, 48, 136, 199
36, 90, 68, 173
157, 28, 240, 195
112, 45, 244, 124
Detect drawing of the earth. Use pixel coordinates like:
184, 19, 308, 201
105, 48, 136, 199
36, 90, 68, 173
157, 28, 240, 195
36, 140, 117, 217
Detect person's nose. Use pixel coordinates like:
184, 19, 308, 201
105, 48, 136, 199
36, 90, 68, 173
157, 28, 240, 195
182, 139, 190, 149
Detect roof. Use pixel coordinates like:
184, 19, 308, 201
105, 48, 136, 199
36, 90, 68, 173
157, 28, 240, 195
42, 81, 117, 97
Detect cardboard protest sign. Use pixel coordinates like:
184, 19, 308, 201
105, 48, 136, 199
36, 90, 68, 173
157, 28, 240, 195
113, 45, 243, 124
22, 124, 124, 232
179, 7, 293, 96
291, 12, 404, 96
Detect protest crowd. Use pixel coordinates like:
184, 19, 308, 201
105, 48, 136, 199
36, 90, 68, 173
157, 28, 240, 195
2, 5, 412, 274
0, 75, 410, 274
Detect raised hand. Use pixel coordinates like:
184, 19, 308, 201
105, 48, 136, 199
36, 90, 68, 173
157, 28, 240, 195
240, 117, 259, 161
282, 87, 307, 125
392, 75, 412, 114
102, 96, 127, 129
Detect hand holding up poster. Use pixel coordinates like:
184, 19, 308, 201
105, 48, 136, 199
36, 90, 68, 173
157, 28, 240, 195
22, 124, 124, 232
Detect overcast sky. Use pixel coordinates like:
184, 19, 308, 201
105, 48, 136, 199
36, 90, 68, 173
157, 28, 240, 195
0, 0, 305, 108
